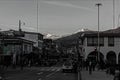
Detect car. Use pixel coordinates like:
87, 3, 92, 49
62, 62, 73, 72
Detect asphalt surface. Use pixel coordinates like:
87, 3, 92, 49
2, 62, 114, 80
4, 66, 78, 80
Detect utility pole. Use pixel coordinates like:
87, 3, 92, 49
95, 3, 102, 63
18, 20, 23, 70
76, 37, 82, 80
19, 20, 22, 32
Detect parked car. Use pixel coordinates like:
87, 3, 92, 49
62, 62, 73, 72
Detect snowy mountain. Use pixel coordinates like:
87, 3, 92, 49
43, 33, 61, 40
74, 28, 91, 33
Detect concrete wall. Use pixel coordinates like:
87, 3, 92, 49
22, 33, 38, 47
22, 33, 43, 49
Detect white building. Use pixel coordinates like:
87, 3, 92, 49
0, 30, 43, 65
0, 30, 35, 54
2, 30, 44, 50
0, 37, 34, 55
80, 27, 120, 64
21, 31, 43, 49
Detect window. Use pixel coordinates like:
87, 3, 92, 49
100, 38, 104, 46
38, 41, 42, 48
87, 37, 104, 46
38, 34, 43, 40
93, 38, 98, 46
108, 37, 114, 46
24, 44, 28, 53
87, 37, 93, 46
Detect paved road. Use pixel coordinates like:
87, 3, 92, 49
4, 66, 78, 80
3, 64, 115, 80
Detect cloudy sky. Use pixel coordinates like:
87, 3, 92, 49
0, 0, 120, 35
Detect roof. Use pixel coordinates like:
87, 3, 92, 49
102, 27, 120, 33
82, 27, 120, 37
1, 29, 43, 36
0, 36, 35, 44
1, 30, 24, 37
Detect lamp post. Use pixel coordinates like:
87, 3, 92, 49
95, 3, 102, 63
76, 37, 82, 80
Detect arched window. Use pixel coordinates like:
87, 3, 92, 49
106, 51, 116, 65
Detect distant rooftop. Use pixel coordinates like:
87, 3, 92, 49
102, 27, 120, 33
1, 29, 43, 36
83, 27, 120, 37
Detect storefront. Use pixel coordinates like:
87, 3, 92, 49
0, 37, 34, 66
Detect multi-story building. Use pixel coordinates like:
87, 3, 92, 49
0, 32, 34, 65
2, 30, 44, 52
21, 31, 43, 49
0, 29, 43, 65
79, 27, 120, 65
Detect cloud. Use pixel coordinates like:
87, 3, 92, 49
42, 1, 95, 12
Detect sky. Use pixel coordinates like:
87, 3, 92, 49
0, 0, 120, 36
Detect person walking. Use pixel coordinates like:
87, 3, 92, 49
89, 61, 92, 75
12, 52, 16, 69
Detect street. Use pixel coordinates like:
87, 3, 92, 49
4, 66, 78, 80
2, 64, 115, 80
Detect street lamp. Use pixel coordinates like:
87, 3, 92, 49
95, 3, 102, 63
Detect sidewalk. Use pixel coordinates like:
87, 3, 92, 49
81, 70, 114, 80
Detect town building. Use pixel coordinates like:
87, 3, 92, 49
0, 32, 34, 66
0, 29, 43, 66
21, 31, 43, 50
1, 30, 43, 52
79, 27, 120, 65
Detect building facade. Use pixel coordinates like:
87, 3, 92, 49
2, 30, 44, 52
0, 30, 43, 66
0, 36, 34, 66
21, 31, 43, 49
80, 28, 120, 65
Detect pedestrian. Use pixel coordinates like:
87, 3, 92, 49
11, 52, 16, 69
86, 60, 89, 71
89, 61, 92, 75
